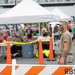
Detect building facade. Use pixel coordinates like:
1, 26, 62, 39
0, 0, 75, 21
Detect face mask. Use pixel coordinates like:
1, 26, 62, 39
60, 26, 64, 31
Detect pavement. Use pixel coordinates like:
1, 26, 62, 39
0, 42, 75, 65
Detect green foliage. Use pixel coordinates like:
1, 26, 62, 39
33, 31, 37, 36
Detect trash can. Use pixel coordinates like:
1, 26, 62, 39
22, 44, 34, 58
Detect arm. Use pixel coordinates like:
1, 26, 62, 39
62, 42, 69, 58
6, 38, 10, 41
57, 42, 69, 64
59, 34, 70, 64
25, 33, 28, 40
0, 36, 4, 42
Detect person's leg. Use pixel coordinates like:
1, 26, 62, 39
4, 45, 17, 59
16, 45, 22, 53
11, 45, 20, 57
13, 45, 22, 57
11, 45, 17, 55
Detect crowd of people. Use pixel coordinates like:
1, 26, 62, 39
0, 24, 34, 58
0, 21, 75, 64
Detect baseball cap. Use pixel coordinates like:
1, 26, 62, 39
59, 20, 68, 25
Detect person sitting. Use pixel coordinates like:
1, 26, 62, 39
43, 32, 48, 37
3, 26, 9, 41
0, 31, 9, 58
4, 32, 23, 59
0, 31, 3, 43
11, 33, 24, 57
26, 27, 33, 41
49, 24, 52, 37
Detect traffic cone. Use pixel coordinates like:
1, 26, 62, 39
6, 41, 12, 64
38, 39, 44, 64
47, 37, 55, 61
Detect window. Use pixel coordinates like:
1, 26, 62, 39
0, 0, 8, 4
0, 0, 5, 4
65, 0, 70, 1
48, 0, 55, 2
57, 0, 63, 2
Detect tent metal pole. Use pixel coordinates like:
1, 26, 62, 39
38, 23, 40, 36
46, 22, 48, 30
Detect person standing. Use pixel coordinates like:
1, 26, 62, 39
72, 23, 75, 45
16, 28, 24, 41
0, 30, 10, 58
11, 33, 23, 57
57, 21, 73, 65
41, 25, 47, 36
49, 24, 52, 36
68, 21, 72, 32
3, 26, 9, 41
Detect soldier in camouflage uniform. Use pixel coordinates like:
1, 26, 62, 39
57, 21, 74, 65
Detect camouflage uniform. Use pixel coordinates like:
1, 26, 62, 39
59, 30, 74, 65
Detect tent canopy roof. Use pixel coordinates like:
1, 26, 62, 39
51, 7, 72, 21
0, 0, 54, 24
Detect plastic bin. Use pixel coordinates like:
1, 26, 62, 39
22, 44, 34, 58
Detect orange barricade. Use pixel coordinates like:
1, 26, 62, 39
47, 37, 55, 61
6, 41, 12, 64
38, 39, 44, 64
0, 65, 73, 75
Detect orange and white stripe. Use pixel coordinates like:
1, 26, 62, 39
0, 65, 74, 75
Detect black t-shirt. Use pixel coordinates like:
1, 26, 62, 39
26, 29, 33, 38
